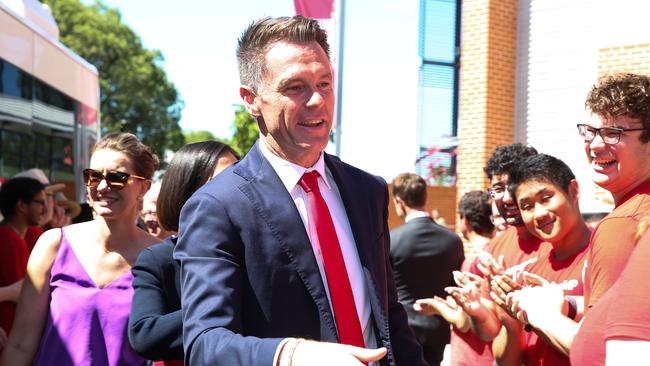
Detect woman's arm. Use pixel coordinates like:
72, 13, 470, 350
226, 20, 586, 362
128, 246, 183, 360
0, 229, 61, 366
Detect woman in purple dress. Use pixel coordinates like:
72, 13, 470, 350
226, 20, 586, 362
1, 132, 160, 366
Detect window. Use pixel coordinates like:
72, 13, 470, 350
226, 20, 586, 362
52, 136, 74, 181
0, 59, 33, 99
416, 0, 460, 186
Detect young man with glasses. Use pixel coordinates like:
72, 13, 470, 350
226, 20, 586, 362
572, 73, 650, 312
413, 144, 546, 366
569, 73, 650, 364
0, 177, 46, 339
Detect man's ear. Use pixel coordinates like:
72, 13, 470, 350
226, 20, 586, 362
15, 200, 28, 215
240, 85, 260, 117
569, 179, 580, 203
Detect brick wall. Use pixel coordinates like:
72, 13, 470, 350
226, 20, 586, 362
456, 0, 518, 205
598, 43, 650, 76
388, 185, 457, 231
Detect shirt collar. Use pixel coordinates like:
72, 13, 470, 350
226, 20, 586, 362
258, 138, 331, 193
405, 210, 429, 223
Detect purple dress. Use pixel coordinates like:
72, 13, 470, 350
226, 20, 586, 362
33, 230, 145, 366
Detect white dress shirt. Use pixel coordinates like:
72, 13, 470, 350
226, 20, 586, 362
259, 140, 376, 352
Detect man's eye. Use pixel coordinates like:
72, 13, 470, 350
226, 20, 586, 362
285, 85, 304, 92
318, 82, 331, 89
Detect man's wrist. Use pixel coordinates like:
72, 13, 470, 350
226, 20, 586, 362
276, 338, 304, 366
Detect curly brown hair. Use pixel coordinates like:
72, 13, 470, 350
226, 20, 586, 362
585, 73, 650, 143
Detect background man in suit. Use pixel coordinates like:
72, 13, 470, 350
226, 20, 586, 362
389, 173, 464, 366
174, 16, 425, 366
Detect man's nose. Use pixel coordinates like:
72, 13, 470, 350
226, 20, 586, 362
533, 204, 550, 222
502, 189, 514, 205
306, 89, 325, 107
589, 133, 607, 151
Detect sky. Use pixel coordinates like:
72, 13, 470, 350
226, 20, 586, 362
99, 0, 296, 140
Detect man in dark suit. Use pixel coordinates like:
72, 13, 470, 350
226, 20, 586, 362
174, 16, 425, 366
389, 173, 464, 366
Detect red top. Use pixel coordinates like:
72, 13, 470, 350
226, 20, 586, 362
0, 225, 30, 334
571, 229, 650, 365
583, 180, 650, 311
24, 225, 45, 253
485, 226, 546, 270
522, 241, 589, 366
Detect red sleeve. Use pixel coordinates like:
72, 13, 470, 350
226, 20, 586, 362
585, 217, 637, 309
605, 231, 650, 341
0, 234, 28, 286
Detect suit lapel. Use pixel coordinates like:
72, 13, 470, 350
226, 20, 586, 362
235, 143, 338, 338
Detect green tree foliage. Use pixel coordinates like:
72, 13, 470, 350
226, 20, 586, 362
43, 0, 185, 159
184, 130, 217, 144
229, 105, 259, 157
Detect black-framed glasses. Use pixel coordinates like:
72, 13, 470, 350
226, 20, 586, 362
488, 185, 506, 199
576, 124, 647, 145
82, 168, 146, 191
30, 199, 46, 207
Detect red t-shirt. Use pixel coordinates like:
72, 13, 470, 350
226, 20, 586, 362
24, 225, 45, 253
571, 229, 650, 365
522, 241, 589, 366
0, 225, 30, 334
451, 228, 546, 366
583, 180, 650, 311
486, 226, 547, 271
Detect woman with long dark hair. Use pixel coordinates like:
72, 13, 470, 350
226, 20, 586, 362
128, 141, 238, 365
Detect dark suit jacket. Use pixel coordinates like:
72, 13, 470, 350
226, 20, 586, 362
389, 217, 464, 333
174, 142, 425, 366
128, 236, 184, 361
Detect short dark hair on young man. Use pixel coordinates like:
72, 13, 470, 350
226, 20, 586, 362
508, 153, 576, 202
586, 73, 650, 143
391, 173, 427, 208
0, 177, 45, 219
458, 190, 494, 237
157, 141, 239, 232
237, 16, 330, 90
484, 143, 539, 180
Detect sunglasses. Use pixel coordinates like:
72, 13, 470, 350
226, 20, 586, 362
82, 168, 146, 191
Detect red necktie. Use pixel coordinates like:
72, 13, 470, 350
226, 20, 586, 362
298, 171, 365, 348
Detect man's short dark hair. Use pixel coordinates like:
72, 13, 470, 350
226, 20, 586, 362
392, 173, 427, 208
237, 16, 330, 90
484, 143, 539, 180
458, 191, 494, 237
586, 73, 650, 143
0, 177, 45, 219
508, 153, 576, 202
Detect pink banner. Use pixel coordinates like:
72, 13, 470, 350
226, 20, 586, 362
293, 0, 334, 19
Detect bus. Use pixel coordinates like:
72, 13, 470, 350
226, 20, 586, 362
0, 0, 100, 202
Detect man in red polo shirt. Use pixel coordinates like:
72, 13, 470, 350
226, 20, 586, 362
0, 177, 46, 337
